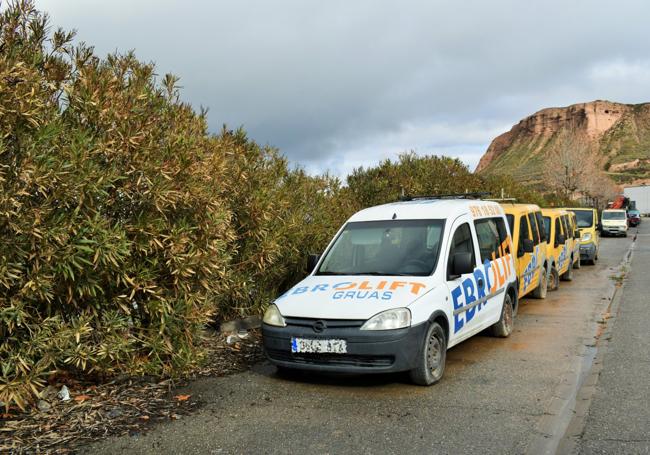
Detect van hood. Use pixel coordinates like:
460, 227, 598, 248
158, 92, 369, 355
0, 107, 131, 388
602, 219, 627, 226
274, 275, 434, 320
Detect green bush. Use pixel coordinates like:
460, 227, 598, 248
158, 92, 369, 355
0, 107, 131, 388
346, 152, 547, 207
0, 1, 546, 410
0, 1, 238, 409
0, 1, 353, 409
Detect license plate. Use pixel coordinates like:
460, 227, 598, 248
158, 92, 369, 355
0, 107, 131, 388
291, 337, 347, 354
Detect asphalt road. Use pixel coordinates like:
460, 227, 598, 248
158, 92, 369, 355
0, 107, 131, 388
572, 223, 650, 454
86, 226, 642, 455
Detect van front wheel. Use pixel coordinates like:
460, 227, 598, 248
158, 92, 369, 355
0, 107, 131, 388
574, 255, 581, 269
410, 322, 446, 386
548, 266, 560, 290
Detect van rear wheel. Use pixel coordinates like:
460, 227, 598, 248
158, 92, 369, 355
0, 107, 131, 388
561, 261, 574, 281
532, 267, 547, 299
491, 293, 514, 338
410, 322, 446, 386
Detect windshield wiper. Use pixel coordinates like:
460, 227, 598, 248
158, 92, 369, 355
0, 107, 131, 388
345, 272, 415, 276
317, 271, 421, 276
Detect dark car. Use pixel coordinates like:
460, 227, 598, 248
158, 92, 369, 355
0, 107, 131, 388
627, 209, 641, 227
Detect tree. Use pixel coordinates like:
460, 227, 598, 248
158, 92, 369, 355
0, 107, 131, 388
542, 130, 617, 203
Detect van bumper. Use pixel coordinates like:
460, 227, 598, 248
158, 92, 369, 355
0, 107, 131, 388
601, 226, 627, 236
262, 319, 428, 374
579, 242, 597, 261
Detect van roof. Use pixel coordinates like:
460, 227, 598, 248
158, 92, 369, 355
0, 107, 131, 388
348, 199, 504, 223
541, 208, 569, 217
499, 203, 541, 215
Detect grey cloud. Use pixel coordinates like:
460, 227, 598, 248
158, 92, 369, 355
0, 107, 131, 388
38, 0, 650, 176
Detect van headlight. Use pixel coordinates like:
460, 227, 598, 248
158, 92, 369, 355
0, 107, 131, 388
361, 308, 411, 331
263, 304, 286, 327
581, 233, 592, 242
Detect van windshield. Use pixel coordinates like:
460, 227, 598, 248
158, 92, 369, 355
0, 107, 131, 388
571, 209, 594, 228
317, 219, 445, 277
603, 211, 626, 220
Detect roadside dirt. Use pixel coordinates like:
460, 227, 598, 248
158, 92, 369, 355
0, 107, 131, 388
0, 330, 264, 454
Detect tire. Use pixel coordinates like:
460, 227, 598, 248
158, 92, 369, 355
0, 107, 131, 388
561, 260, 574, 281
573, 255, 581, 269
409, 322, 447, 386
491, 293, 514, 337
532, 267, 547, 299
548, 266, 560, 291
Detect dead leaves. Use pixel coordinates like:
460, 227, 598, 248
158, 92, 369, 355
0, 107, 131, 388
1, 329, 263, 452
1, 379, 197, 453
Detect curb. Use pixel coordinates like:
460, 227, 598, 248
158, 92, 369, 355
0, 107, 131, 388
526, 235, 636, 455
555, 236, 636, 454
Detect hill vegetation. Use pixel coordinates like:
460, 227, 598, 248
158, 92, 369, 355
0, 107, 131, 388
476, 100, 650, 200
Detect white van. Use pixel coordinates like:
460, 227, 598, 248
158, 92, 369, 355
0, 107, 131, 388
601, 209, 628, 237
262, 196, 518, 385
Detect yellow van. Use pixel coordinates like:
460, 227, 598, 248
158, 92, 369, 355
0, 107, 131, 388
566, 211, 581, 269
501, 203, 549, 299
567, 208, 600, 265
541, 208, 574, 289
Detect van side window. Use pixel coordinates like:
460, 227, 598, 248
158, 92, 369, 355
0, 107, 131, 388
561, 215, 570, 239
555, 218, 563, 242
528, 213, 540, 245
447, 223, 475, 279
474, 218, 501, 263
543, 216, 551, 244
535, 212, 547, 242
519, 215, 530, 253
494, 217, 511, 256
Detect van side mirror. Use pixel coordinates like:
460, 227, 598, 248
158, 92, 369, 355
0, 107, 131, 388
574, 230, 580, 239
307, 254, 320, 273
450, 252, 474, 278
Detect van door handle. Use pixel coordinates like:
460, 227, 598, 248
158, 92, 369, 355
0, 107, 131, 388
478, 278, 484, 288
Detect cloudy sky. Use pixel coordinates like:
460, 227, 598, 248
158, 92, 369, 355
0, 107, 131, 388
38, 0, 650, 177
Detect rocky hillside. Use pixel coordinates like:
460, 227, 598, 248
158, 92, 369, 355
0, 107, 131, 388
476, 100, 650, 186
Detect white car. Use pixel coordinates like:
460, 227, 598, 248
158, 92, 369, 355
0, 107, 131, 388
262, 196, 518, 385
601, 209, 628, 237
